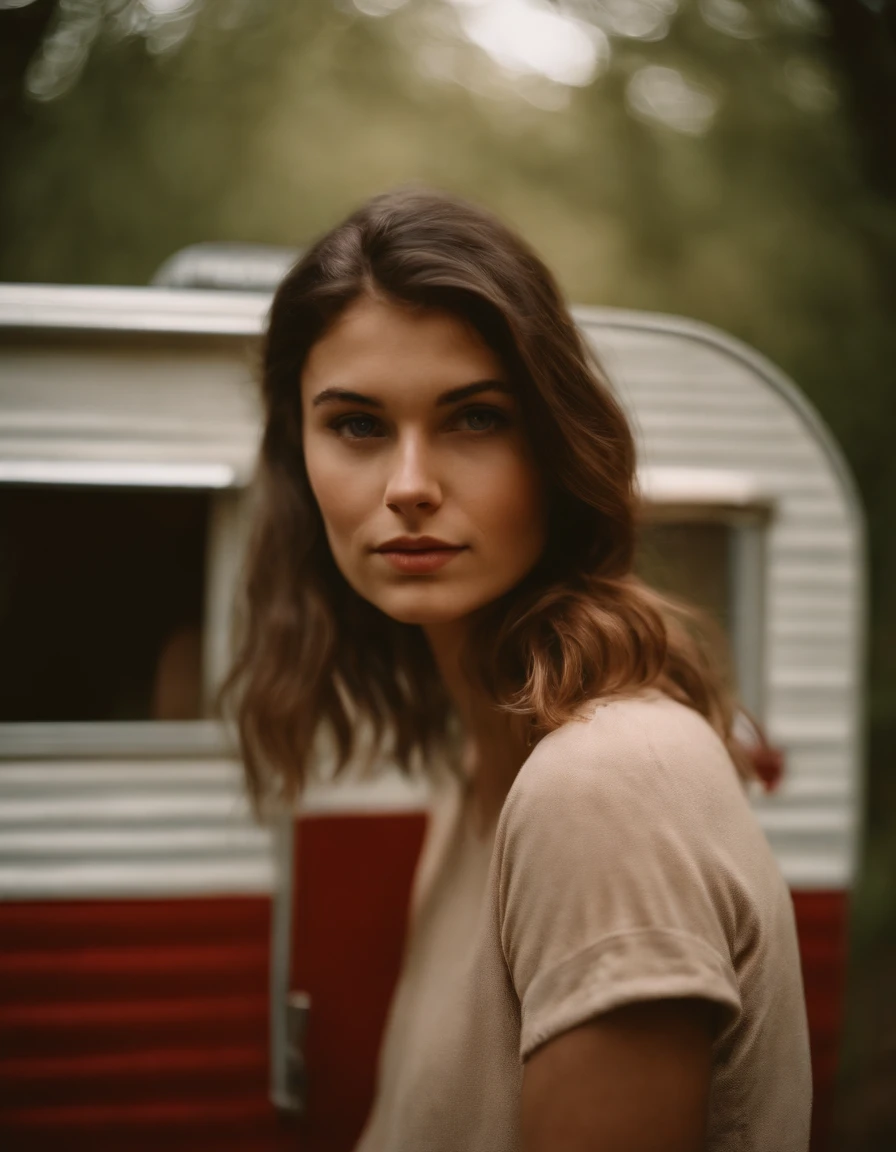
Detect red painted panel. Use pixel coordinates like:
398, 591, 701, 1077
0, 896, 295, 1152
289, 812, 428, 1152
0, 848, 847, 1152
791, 889, 849, 1152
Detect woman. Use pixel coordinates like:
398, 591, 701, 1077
224, 188, 811, 1151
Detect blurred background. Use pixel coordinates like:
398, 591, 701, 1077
1, 0, 894, 1146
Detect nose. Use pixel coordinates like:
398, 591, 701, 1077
383, 432, 442, 516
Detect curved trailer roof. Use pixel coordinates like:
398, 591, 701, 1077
0, 284, 864, 895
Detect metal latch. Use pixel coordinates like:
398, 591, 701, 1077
281, 991, 311, 1116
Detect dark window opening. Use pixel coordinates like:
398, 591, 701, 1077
0, 485, 208, 723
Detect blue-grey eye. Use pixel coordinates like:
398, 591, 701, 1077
339, 414, 378, 438
461, 407, 508, 432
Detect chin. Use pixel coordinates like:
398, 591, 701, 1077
375, 588, 483, 627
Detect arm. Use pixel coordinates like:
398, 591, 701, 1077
521, 998, 715, 1152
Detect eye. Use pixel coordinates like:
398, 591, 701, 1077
330, 413, 383, 440
453, 406, 511, 434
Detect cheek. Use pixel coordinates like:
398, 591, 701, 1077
466, 446, 547, 558
304, 441, 375, 553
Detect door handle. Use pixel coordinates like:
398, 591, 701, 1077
281, 991, 311, 1116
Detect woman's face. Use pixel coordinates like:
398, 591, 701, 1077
301, 294, 547, 626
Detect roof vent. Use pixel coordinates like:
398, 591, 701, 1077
151, 242, 300, 292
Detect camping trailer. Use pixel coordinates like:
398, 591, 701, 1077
0, 282, 863, 1152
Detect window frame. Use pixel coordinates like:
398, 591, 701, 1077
639, 497, 773, 720
0, 478, 249, 760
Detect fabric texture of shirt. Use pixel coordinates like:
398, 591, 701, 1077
354, 691, 812, 1152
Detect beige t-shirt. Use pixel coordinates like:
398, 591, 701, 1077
355, 692, 812, 1152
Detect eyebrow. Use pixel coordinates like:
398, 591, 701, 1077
311, 379, 514, 409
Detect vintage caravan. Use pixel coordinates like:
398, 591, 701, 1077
0, 279, 863, 1151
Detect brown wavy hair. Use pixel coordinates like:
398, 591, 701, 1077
221, 187, 753, 805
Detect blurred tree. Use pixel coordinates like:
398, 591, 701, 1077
821, 0, 896, 195
0, 0, 56, 166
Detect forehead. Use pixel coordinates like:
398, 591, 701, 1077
301, 295, 506, 401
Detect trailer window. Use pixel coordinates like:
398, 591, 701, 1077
635, 511, 768, 717
0, 485, 208, 723
635, 521, 731, 634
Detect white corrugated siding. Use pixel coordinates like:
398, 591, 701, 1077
0, 291, 862, 896
578, 309, 862, 890
0, 756, 272, 898
0, 750, 432, 899
0, 344, 260, 481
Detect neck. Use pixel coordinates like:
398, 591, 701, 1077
424, 619, 527, 824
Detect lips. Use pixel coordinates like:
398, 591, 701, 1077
374, 536, 467, 575
376, 536, 461, 553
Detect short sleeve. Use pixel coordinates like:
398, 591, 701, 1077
495, 697, 747, 1060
